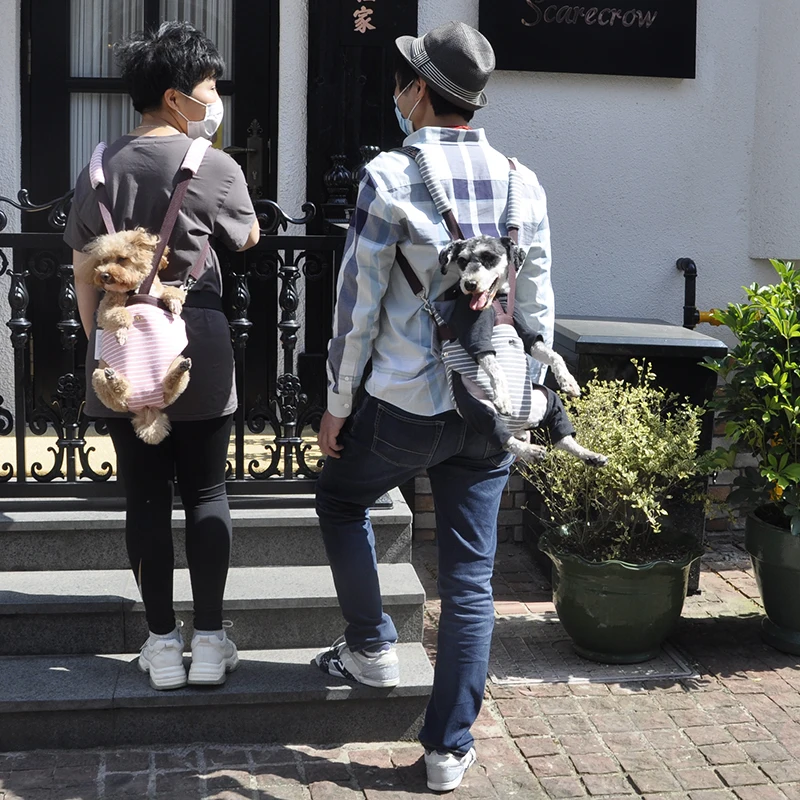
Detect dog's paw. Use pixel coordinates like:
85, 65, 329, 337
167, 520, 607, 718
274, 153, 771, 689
494, 395, 513, 416
560, 374, 581, 397
166, 298, 184, 315
520, 443, 547, 462
104, 367, 116, 380
114, 329, 128, 346
491, 382, 513, 415
549, 360, 581, 397
504, 437, 547, 463
178, 358, 192, 372
584, 452, 608, 468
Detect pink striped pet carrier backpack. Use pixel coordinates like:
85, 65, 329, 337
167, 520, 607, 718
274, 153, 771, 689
87, 137, 212, 445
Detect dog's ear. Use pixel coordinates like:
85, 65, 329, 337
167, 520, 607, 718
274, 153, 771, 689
129, 227, 160, 252
500, 236, 526, 272
76, 234, 114, 285
73, 249, 99, 285
438, 240, 464, 274
438, 242, 455, 274
513, 245, 527, 271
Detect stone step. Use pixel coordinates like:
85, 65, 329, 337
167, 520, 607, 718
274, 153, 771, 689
0, 564, 425, 655
0, 488, 412, 571
0, 643, 434, 750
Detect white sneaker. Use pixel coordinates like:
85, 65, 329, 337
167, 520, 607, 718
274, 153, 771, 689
425, 747, 477, 792
138, 628, 187, 691
188, 628, 239, 686
315, 636, 399, 688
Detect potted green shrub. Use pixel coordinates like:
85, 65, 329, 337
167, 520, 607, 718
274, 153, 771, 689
705, 259, 800, 655
521, 362, 710, 664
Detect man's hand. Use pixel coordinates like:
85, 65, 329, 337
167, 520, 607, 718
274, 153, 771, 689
318, 410, 348, 459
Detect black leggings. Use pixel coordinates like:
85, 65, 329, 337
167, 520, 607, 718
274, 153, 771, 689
107, 415, 234, 634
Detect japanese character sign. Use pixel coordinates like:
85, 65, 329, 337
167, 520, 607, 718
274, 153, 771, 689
337, 0, 415, 48
353, 1, 376, 34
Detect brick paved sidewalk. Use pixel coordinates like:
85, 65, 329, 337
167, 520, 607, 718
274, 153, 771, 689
3, 535, 800, 800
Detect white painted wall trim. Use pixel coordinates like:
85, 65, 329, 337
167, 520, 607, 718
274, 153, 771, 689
0, 0, 21, 407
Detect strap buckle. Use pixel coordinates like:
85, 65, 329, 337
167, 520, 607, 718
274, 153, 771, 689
419, 293, 447, 328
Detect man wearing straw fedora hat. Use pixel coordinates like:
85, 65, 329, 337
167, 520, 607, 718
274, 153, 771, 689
315, 20, 553, 792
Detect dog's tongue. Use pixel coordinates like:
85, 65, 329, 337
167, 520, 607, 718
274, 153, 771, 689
470, 291, 490, 311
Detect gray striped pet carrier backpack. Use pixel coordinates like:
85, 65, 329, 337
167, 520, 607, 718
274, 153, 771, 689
394, 146, 533, 434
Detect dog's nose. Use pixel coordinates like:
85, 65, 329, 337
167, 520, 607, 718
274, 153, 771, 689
100, 273, 113, 284
464, 280, 478, 292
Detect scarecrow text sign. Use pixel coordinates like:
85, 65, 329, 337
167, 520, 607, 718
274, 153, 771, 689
479, 0, 696, 78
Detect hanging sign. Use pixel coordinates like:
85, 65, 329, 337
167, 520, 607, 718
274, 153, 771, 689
479, 0, 697, 78
340, 0, 416, 47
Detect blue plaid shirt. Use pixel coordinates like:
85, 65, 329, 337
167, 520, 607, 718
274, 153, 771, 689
327, 126, 553, 418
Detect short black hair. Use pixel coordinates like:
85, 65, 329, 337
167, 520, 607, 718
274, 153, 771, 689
393, 50, 475, 123
115, 21, 225, 113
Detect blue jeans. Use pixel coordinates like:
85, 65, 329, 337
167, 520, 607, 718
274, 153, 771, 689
315, 393, 512, 755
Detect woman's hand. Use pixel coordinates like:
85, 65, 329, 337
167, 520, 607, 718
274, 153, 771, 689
318, 410, 348, 459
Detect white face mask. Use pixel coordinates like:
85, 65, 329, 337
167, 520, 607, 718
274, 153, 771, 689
175, 90, 224, 140
394, 81, 422, 137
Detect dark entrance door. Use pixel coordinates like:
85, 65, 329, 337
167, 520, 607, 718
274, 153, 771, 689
301, 0, 417, 400
306, 0, 418, 226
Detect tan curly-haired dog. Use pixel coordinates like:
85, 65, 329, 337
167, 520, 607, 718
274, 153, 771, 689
75, 227, 187, 345
75, 228, 192, 443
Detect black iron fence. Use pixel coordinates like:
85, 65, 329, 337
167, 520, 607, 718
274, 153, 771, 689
0, 191, 344, 501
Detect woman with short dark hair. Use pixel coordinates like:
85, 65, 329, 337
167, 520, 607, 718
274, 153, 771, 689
65, 21, 259, 691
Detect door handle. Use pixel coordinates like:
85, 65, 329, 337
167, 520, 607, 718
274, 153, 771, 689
224, 145, 256, 156
224, 119, 265, 199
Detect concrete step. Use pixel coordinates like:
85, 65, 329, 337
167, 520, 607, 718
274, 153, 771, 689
0, 564, 425, 655
0, 488, 412, 571
0, 643, 434, 750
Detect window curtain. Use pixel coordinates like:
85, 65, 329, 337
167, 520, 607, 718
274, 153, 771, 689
70, 94, 138, 184
70, 0, 143, 78
70, 0, 234, 183
160, 0, 233, 71
70, 0, 141, 182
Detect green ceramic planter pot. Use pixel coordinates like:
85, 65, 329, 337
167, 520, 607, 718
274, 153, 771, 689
540, 535, 701, 664
745, 509, 800, 655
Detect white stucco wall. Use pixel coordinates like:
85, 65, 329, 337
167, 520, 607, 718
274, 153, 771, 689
275, 0, 766, 336
277, 0, 309, 233
749, 3, 800, 260
0, 0, 20, 408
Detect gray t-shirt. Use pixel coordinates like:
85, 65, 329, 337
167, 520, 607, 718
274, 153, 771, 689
64, 134, 256, 421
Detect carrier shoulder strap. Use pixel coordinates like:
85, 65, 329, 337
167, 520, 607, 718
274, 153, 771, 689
89, 143, 115, 236
398, 146, 464, 241
497, 159, 520, 321
140, 138, 212, 295
90, 138, 212, 296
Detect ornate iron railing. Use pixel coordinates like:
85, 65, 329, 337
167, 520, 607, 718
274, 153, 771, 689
0, 190, 344, 501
